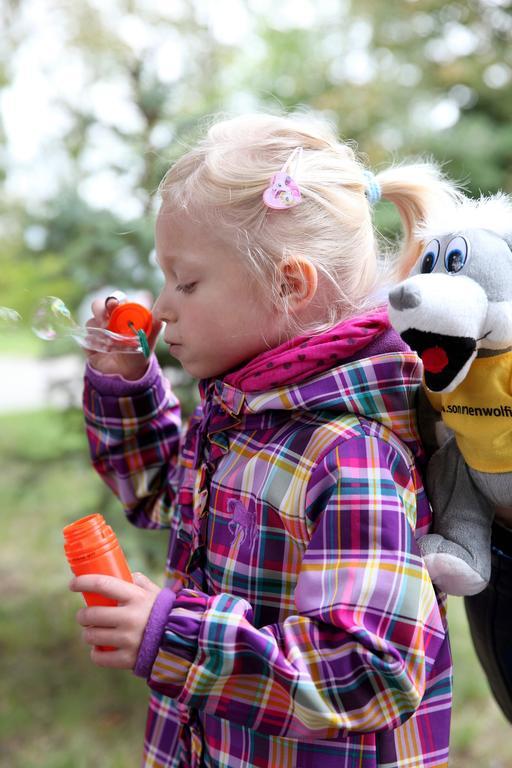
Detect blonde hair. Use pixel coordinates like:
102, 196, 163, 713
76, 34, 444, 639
159, 112, 463, 333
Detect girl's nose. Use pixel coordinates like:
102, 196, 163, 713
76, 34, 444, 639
152, 292, 177, 324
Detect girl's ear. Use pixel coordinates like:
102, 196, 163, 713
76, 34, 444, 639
280, 257, 318, 310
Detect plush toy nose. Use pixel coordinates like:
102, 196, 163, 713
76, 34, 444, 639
388, 284, 422, 311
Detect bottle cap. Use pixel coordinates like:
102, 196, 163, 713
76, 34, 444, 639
107, 302, 153, 337
63, 514, 116, 567
63, 513, 133, 581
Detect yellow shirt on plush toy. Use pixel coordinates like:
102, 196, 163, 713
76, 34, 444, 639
426, 350, 512, 473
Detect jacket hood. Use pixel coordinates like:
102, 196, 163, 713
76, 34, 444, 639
201, 308, 424, 463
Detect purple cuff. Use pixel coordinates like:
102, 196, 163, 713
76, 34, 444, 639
85, 355, 162, 397
134, 588, 177, 679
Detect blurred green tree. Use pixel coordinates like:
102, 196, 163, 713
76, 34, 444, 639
1, 0, 511, 324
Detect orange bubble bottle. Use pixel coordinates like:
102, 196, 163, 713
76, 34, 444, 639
63, 514, 133, 650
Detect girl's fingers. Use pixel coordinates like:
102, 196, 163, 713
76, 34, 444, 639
132, 572, 161, 594
75, 605, 119, 628
90, 646, 133, 669
104, 290, 127, 306
104, 296, 121, 316
90, 298, 111, 326
70, 574, 138, 603
82, 626, 122, 647
91, 291, 125, 325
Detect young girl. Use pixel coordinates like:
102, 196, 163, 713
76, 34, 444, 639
71, 113, 461, 768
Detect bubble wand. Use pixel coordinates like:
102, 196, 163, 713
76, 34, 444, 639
31, 295, 153, 358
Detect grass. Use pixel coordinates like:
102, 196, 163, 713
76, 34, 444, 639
1, 407, 511, 767
448, 597, 511, 767
0, 408, 168, 767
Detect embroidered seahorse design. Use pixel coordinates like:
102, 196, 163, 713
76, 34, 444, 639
227, 499, 256, 550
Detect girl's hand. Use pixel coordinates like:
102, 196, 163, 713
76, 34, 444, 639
70, 572, 161, 669
85, 296, 163, 380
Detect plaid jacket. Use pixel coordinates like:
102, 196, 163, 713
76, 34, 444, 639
83, 323, 451, 768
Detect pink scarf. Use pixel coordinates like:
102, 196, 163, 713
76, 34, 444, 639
224, 307, 390, 393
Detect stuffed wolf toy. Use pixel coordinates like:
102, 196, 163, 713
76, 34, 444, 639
388, 193, 512, 596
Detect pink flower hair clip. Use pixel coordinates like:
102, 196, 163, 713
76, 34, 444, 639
262, 147, 302, 210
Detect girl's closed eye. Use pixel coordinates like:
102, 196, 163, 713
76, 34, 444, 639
176, 281, 198, 294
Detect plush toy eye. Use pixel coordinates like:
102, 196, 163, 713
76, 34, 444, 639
445, 236, 469, 273
420, 239, 440, 273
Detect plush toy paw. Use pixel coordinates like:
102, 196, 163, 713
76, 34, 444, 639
422, 552, 488, 596
419, 534, 489, 596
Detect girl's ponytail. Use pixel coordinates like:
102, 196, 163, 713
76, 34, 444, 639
374, 163, 464, 278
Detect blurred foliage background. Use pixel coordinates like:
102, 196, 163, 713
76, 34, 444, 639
1, 0, 511, 766
2, 0, 512, 322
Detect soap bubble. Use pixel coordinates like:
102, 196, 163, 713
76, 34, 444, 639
32, 296, 77, 340
31, 296, 149, 356
0, 307, 23, 329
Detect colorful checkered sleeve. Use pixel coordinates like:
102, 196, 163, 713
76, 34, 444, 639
145, 435, 446, 739
83, 358, 183, 529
